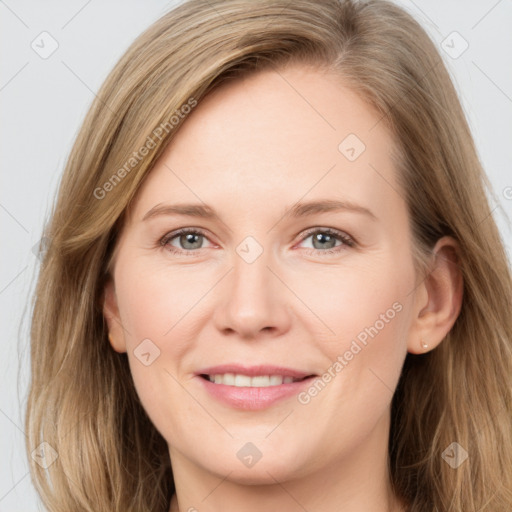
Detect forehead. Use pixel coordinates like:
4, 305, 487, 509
129, 64, 403, 225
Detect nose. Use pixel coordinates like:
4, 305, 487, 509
213, 246, 292, 340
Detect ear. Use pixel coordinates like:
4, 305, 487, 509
407, 236, 464, 354
102, 278, 127, 353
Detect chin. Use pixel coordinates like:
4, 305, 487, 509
200, 450, 307, 485
213, 464, 296, 486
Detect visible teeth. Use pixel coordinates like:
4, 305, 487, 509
251, 375, 270, 386
234, 374, 252, 387
207, 374, 303, 387
269, 375, 283, 385
222, 373, 235, 385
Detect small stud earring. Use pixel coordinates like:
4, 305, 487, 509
420, 340, 429, 350
108, 332, 113, 344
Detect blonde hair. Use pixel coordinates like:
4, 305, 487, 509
26, 0, 512, 510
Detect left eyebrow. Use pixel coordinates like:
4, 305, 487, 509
141, 199, 377, 223
286, 199, 377, 221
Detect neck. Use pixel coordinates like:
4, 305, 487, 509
169, 477, 405, 512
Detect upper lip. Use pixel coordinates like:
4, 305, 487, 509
197, 364, 315, 379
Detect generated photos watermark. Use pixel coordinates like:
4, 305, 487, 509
93, 97, 197, 200
298, 301, 403, 404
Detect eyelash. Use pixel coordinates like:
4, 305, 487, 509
158, 227, 356, 257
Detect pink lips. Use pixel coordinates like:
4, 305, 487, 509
196, 364, 316, 410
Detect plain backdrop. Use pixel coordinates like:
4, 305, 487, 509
1, 0, 511, 510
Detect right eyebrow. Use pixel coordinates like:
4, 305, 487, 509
142, 203, 220, 222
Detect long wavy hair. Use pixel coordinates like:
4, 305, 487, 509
25, 0, 512, 510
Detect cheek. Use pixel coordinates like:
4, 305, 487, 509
116, 261, 210, 348
112, 264, 202, 426
296, 253, 413, 354
297, 248, 414, 409
296, 275, 410, 460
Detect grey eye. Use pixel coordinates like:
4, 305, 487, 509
176, 232, 204, 250
310, 232, 339, 250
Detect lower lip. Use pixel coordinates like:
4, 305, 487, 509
197, 376, 316, 410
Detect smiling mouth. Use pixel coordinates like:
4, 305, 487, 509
200, 373, 315, 387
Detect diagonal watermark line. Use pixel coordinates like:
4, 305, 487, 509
163, 162, 233, 235
265, 409, 294, 438
405, 263, 434, 299
368, 162, 405, 203
408, 0, 440, 31
472, 61, 512, 106
270, 63, 336, 131
99, 284, 133, 338
256, 0, 334, 132
471, 0, 504, 30
198, 0, 231, 23
265, 266, 336, 335
1, 203, 29, 234
0, 61, 29, 92
169, 2, 335, 147
163, 368, 234, 438
61, 60, 117, 116
266, 163, 337, 234
0, 471, 29, 503
61, 0, 93, 29
0, 0, 29, 28
0, 203, 29, 233
0, 408, 26, 438
112, 314, 132, 337
369, 58, 443, 132
266, 471, 311, 512
201, 471, 234, 502
0, 266, 27, 295
163, 267, 234, 337
404, 247, 461, 302
368, 367, 394, 393
476, 204, 499, 228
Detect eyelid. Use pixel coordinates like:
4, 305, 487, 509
158, 226, 356, 255
159, 227, 215, 251
294, 227, 356, 255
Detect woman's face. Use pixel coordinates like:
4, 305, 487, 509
104, 64, 423, 485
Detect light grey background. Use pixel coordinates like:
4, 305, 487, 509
1, 0, 511, 510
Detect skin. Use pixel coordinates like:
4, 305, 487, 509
103, 63, 463, 512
